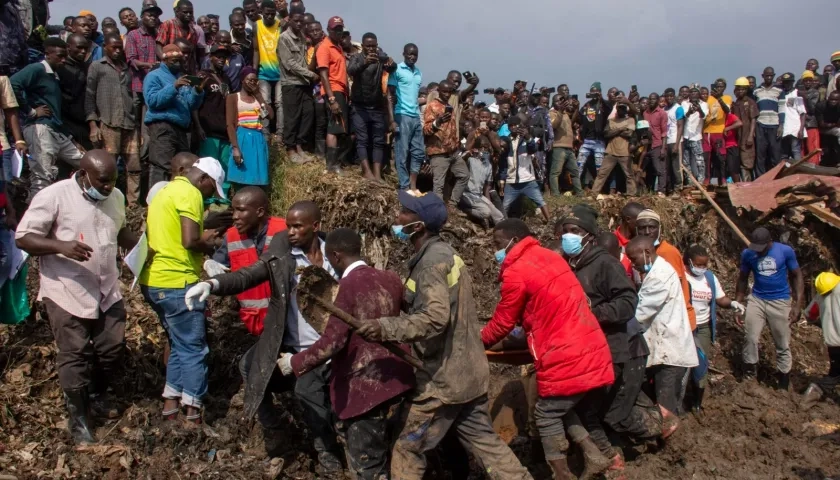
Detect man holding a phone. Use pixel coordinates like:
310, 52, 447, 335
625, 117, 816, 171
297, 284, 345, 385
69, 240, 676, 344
143, 44, 207, 189
423, 80, 468, 208
316, 16, 350, 175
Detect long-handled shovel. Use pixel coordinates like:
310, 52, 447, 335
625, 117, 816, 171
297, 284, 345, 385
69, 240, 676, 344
297, 266, 428, 373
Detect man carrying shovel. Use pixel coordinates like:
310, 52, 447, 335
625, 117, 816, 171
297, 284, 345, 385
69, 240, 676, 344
276, 228, 416, 480
355, 191, 533, 480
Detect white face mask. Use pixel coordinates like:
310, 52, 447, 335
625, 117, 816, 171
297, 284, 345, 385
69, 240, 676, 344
689, 261, 707, 277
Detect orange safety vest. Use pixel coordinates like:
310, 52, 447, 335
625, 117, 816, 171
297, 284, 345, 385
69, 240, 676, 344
226, 217, 287, 336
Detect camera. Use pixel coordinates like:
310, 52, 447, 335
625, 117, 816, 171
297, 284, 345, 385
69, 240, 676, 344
542, 87, 556, 94
585, 92, 599, 99
483, 88, 496, 94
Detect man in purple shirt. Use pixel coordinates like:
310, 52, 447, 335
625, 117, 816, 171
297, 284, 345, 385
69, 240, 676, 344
279, 228, 415, 480
642, 92, 668, 194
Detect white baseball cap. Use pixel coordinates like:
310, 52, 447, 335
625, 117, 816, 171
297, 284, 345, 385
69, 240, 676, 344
194, 157, 227, 199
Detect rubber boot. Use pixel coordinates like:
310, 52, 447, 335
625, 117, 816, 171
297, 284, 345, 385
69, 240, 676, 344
325, 147, 342, 175
64, 389, 96, 445
777, 372, 790, 391
692, 387, 705, 416
577, 436, 613, 480
743, 363, 758, 382
547, 457, 575, 480
800, 383, 824, 410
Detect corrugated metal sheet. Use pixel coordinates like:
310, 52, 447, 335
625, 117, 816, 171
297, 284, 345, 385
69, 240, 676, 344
727, 163, 840, 211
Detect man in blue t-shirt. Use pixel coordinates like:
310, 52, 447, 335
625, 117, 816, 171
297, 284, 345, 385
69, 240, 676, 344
735, 227, 804, 390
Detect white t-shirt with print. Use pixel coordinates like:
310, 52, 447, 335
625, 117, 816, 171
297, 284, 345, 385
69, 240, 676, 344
681, 101, 709, 142
687, 271, 725, 326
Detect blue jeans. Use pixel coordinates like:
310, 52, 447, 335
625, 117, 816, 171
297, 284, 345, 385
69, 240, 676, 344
142, 284, 209, 408
394, 114, 425, 190
782, 135, 802, 161
503, 180, 546, 213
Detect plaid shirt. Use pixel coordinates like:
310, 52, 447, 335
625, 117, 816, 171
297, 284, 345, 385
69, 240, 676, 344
156, 19, 198, 73
85, 58, 136, 130
124, 27, 157, 93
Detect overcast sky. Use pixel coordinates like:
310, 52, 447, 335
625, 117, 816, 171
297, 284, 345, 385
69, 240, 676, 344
52, 0, 838, 101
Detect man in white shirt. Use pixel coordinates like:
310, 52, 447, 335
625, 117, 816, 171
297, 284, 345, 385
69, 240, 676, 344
663, 88, 685, 194
626, 235, 698, 439
681, 87, 709, 184
502, 115, 550, 222
779, 73, 807, 162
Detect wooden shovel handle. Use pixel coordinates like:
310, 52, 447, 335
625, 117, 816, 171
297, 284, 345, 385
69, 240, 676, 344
307, 294, 428, 373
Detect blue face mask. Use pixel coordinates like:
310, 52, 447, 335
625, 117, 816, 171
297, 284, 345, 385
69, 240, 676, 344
392, 221, 421, 242
495, 239, 514, 264
82, 174, 109, 201
561, 233, 586, 256
634, 251, 653, 274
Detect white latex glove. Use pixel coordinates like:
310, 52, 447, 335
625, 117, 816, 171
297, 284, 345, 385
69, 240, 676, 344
203, 259, 230, 277
185, 281, 213, 311
276, 353, 293, 376
731, 301, 746, 316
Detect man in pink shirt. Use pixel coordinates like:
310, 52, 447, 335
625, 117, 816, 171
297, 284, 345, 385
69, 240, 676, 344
15, 150, 139, 444
643, 92, 668, 195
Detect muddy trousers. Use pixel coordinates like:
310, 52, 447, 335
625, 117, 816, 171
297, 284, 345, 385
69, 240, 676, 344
535, 393, 596, 460
646, 365, 688, 415
391, 395, 532, 480
239, 345, 337, 454
742, 295, 792, 374
336, 396, 405, 480
43, 298, 126, 393
600, 357, 662, 439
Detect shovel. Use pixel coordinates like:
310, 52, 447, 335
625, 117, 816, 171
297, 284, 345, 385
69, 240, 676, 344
297, 266, 427, 373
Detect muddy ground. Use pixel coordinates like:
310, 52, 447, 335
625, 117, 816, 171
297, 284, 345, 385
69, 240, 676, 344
1, 164, 839, 479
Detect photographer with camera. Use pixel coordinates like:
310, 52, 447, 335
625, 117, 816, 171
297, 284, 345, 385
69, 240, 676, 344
577, 82, 612, 189
681, 87, 708, 184
423, 80, 469, 208
346, 32, 396, 182
501, 116, 550, 223
525, 91, 553, 186
549, 94, 581, 196
488, 87, 508, 114
591, 98, 637, 196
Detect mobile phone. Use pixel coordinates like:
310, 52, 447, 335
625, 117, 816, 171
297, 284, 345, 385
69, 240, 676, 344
480, 121, 487, 129
571, 94, 578, 100
184, 75, 203, 86
463, 71, 472, 80
444, 104, 454, 114
631, 85, 638, 92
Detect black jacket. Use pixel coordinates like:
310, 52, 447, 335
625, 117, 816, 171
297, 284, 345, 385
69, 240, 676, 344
212, 231, 326, 418
569, 245, 639, 363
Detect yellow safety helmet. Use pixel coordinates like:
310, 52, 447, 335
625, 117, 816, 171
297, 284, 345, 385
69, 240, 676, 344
734, 77, 750, 87
815, 272, 840, 296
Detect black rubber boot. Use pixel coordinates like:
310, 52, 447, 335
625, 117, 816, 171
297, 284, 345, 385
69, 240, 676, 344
743, 363, 758, 381
325, 147, 342, 174
692, 387, 705, 415
65, 389, 96, 444
777, 372, 790, 391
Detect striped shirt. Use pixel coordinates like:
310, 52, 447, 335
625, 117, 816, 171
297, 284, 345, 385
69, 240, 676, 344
236, 92, 262, 130
754, 85, 785, 127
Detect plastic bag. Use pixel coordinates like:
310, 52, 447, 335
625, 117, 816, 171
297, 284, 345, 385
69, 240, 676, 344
1, 263, 30, 325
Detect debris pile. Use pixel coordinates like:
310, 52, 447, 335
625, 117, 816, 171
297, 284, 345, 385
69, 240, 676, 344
1, 161, 839, 479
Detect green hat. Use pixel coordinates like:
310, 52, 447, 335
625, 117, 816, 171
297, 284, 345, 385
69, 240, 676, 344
590, 82, 602, 91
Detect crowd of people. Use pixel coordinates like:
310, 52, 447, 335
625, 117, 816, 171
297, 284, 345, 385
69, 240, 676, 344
2, 0, 840, 479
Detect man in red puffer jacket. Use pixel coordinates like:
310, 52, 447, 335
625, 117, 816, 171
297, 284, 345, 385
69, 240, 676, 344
481, 218, 615, 480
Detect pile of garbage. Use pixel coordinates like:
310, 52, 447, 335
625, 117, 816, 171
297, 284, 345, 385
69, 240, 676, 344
1, 161, 839, 479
